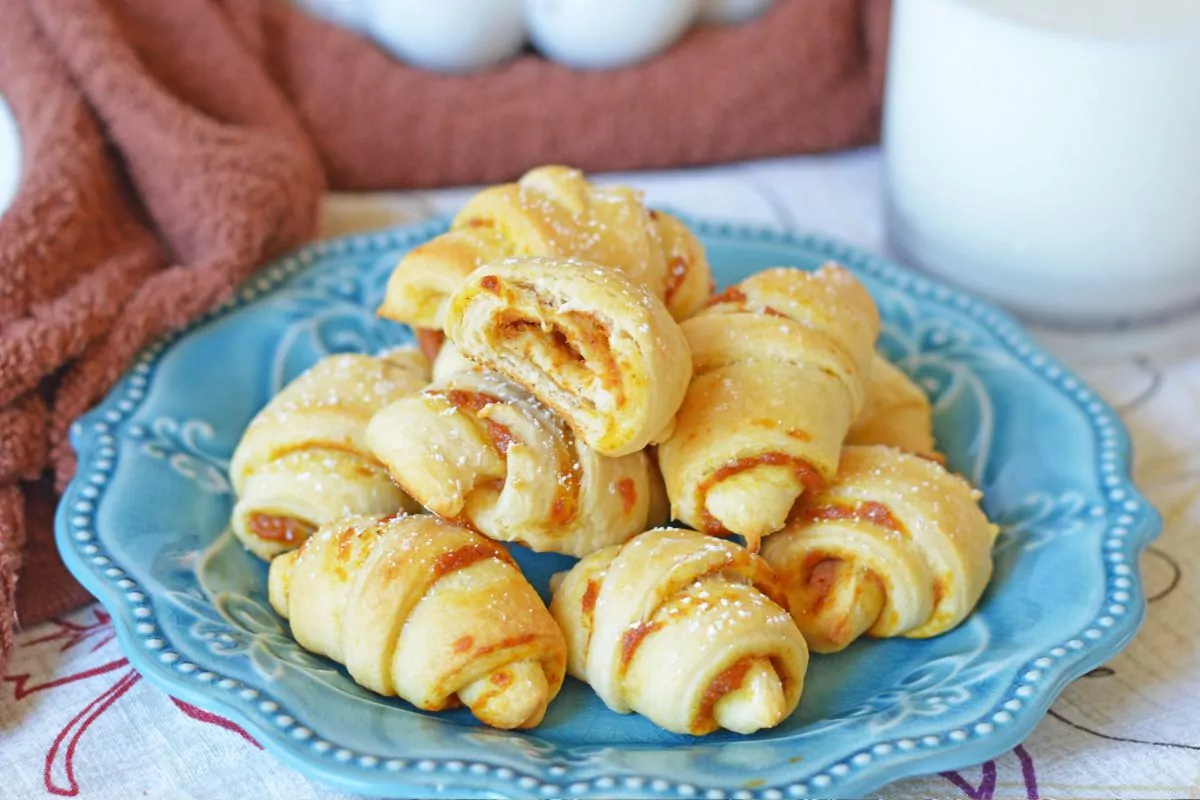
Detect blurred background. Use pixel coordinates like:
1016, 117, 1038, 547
1, 2, 1199, 799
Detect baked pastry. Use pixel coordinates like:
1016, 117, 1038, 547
846, 354, 937, 457
657, 265, 880, 550
269, 513, 567, 729
377, 166, 712, 335
760, 445, 998, 653
444, 256, 692, 457
228, 349, 429, 560
430, 340, 476, 381
550, 528, 808, 735
367, 368, 667, 557
549, 527, 808, 735
652, 208, 713, 323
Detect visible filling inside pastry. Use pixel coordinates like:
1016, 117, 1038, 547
248, 513, 316, 545
581, 579, 600, 618
785, 552, 886, 652
706, 286, 789, 319
794, 500, 908, 538
436, 388, 583, 531
619, 620, 663, 670
616, 478, 638, 516
548, 454, 583, 528
697, 453, 825, 540
431, 542, 509, 579
491, 303, 626, 415
624, 571, 795, 735
457, 656, 551, 730
651, 211, 709, 314
918, 575, 958, 633
415, 328, 445, 363
442, 390, 520, 456
708, 655, 792, 735
664, 255, 689, 306
475, 277, 631, 423
805, 556, 845, 613
575, 567, 608, 656
692, 658, 754, 732
708, 286, 747, 307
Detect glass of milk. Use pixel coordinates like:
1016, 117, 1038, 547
883, 0, 1200, 325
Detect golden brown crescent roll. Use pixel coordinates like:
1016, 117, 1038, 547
366, 368, 667, 557
550, 527, 808, 735
847, 355, 937, 457
377, 165, 712, 332
269, 513, 567, 730
228, 349, 429, 560
657, 265, 880, 550
761, 445, 999, 653
444, 256, 692, 457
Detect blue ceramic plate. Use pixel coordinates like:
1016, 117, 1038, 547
56, 217, 1160, 799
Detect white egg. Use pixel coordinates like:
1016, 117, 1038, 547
0, 93, 20, 219
699, 0, 776, 24
291, 0, 372, 32
525, 0, 700, 71
367, 0, 527, 74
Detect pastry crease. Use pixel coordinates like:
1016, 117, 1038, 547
269, 513, 567, 729
761, 445, 999, 653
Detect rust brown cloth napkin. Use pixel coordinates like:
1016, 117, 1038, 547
0, 0, 890, 673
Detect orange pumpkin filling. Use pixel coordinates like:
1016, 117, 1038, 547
248, 513, 315, 545
697, 453, 825, 536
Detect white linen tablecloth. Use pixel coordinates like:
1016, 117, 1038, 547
3, 149, 1197, 800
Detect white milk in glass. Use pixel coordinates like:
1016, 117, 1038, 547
884, 0, 1200, 324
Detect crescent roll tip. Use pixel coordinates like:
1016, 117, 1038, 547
659, 265, 880, 549
550, 527, 808, 736
761, 445, 997, 653
270, 513, 566, 730
229, 350, 431, 560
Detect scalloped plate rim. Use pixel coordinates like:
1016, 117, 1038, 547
55, 215, 1163, 799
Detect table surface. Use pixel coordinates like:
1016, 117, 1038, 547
3, 149, 1197, 800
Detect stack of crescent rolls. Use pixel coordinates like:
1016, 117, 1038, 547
227, 165, 1000, 735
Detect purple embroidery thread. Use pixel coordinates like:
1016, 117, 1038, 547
1015, 745, 1040, 800
940, 760, 997, 799
939, 745, 1039, 800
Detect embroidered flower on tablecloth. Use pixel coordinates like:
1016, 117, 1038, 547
5, 605, 1047, 797
940, 745, 1040, 800
3, 607, 259, 798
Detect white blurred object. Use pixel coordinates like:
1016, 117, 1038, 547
884, 0, 1200, 325
292, 0, 371, 32
524, 0, 699, 70
698, 0, 775, 24
368, 0, 527, 74
292, 0, 765, 73
0, 94, 20, 219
